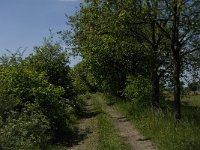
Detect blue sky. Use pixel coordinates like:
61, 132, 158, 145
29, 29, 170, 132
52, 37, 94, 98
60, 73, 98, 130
0, 0, 82, 65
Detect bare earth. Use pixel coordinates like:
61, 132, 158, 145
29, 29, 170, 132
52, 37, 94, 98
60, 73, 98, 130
68, 96, 156, 150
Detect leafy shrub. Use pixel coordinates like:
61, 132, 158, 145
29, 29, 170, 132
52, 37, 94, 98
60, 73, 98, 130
26, 40, 84, 117
26, 40, 75, 100
123, 75, 151, 108
0, 104, 50, 150
0, 65, 77, 148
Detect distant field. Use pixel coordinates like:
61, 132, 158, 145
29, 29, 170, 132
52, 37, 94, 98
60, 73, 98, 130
183, 94, 200, 106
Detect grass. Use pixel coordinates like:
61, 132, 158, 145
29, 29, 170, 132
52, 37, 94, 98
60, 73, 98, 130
183, 94, 200, 106
91, 93, 131, 150
104, 93, 200, 150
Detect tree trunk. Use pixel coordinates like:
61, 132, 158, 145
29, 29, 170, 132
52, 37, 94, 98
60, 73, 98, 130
173, 54, 181, 119
151, 70, 160, 108
171, 0, 181, 120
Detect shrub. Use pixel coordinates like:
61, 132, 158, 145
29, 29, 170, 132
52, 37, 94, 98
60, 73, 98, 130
123, 75, 151, 108
26, 40, 75, 100
0, 104, 50, 150
26, 40, 84, 117
0, 65, 77, 148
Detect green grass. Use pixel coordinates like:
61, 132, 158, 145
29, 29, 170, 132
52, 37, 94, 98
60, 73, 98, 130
91, 93, 131, 150
105, 93, 200, 150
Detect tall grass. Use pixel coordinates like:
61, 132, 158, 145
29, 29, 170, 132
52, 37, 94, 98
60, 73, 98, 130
106, 94, 200, 150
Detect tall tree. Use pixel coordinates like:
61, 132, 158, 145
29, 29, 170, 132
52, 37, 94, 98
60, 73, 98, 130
65, 0, 144, 95
65, 0, 172, 104
126, 0, 172, 107
156, 0, 200, 119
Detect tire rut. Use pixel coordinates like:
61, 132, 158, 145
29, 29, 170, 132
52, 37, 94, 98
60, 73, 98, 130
102, 101, 157, 150
67, 100, 98, 150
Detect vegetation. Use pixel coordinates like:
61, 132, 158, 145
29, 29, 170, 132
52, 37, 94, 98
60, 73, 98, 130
0, 0, 200, 149
106, 93, 200, 150
0, 40, 79, 149
188, 81, 199, 94
65, 0, 200, 119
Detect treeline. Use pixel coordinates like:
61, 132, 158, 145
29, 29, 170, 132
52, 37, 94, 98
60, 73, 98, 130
65, 0, 200, 119
0, 38, 84, 149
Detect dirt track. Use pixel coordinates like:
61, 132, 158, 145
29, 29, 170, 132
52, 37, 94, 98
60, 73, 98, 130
103, 102, 156, 150
68, 95, 156, 150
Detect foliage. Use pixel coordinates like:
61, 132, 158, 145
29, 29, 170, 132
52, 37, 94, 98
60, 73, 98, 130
0, 104, 50, 150
123, 75, 151, 108
26, 39, 74, 100
65, 0, 145, 95
26, 39, 84, 117
70, 60, 98, 94
0, 56, 77, 149
188, 81, 199, 94
66, 0, 200, 119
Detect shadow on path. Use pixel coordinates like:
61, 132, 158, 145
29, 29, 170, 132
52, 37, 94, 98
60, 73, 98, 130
66, 100, 101, 149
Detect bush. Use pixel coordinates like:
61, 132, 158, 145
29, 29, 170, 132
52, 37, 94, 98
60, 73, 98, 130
123, 75, 151, 108
0, 104, 50, 150
26, 40, 75, 100
26, 40, 84, 117
0, 65, 77, 149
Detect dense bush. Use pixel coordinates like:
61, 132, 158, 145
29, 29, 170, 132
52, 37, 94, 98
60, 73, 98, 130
123, 75, 151, 108
0, 63, 77, 149
26, 40, 75, 100
0, 104, 50, 150
26, 40, 85, 117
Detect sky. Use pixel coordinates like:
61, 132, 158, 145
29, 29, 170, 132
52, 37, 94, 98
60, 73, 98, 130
0, 0, 82, 66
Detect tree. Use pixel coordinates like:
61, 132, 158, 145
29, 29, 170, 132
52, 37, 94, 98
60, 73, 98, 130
124, 0, 172, 107
65, 0, 143, 95
0, 62, 76, 148
66, 0, 172, 107
70, 60, 98, 94
156, 0, 200, 119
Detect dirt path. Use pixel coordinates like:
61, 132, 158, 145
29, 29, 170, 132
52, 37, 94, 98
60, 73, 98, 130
67, 100, 98, 150
102, 101, 157, 150
68, 94, 156, 150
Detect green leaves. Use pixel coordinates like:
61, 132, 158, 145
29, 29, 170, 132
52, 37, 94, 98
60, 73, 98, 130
0, 40, 78, 149
123, 75, 151, 108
